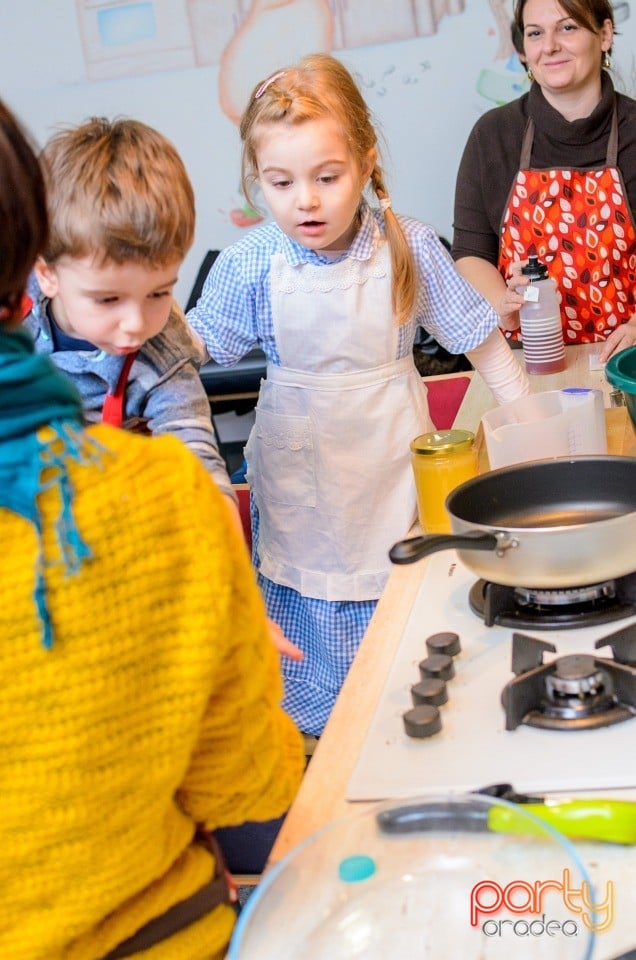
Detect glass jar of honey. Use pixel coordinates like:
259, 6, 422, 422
410, 430, 479, 534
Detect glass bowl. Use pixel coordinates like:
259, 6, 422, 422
229, 793, 595, 960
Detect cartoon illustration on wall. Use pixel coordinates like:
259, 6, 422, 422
478, 0, 529, 107
75, 0, 632, 229
75, 0, 470, 227
215, 0, 466, 227
75, 0, 465, 85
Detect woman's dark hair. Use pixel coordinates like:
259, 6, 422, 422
513, 0, 615, 38
0, 99, 48, 321
511, 21, 526, 61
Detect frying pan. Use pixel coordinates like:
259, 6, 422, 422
390, 457, 636, 588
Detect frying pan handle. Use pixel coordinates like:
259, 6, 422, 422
389, 531, 499, 565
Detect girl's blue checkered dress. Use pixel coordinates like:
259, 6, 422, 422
188, 204, 499, 735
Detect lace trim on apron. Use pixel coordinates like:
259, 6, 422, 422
275, 255, 387, 295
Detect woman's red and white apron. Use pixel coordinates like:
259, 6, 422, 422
499, 107, 636, 344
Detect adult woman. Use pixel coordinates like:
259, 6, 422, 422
0, 98, 303, 960
452, 0, 636, 361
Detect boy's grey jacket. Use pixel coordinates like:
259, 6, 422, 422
25, 289, 234, 500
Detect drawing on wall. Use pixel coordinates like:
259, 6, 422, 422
477, 0, 529, 106
215, 0, 468, 226
76, 0, 469, 228
77, 1, 633, 231
75, 0, 466, 86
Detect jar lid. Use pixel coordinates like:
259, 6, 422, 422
410, 429, 475, 455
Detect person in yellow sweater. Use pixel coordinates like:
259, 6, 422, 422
0, 97, 304, 960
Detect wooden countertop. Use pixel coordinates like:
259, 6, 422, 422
266, 343, 636, 957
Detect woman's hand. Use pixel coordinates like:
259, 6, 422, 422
498, 261, 527, 332
598, 317, 636, 363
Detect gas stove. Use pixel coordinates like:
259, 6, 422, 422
347, 552, 636, 801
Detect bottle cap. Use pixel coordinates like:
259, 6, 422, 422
521, 255, 549, 281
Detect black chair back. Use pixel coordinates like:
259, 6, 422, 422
185, 250, 220, 312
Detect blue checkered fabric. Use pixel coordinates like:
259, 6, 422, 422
259, 571, 376, 736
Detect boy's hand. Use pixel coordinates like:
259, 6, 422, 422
267, 618, 304, 661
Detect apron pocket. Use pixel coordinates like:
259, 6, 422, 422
252, 408, 316, 507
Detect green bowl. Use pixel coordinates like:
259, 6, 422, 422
605, 345, 636, 432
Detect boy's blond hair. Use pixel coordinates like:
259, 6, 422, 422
240, 53, 416, 326
40, 117, 195, 267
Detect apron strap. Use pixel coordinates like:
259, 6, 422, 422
606, 102, 618, 168
520, 104, 618, 169
20, 294, 33, 319
101, 351, 138, 428
520, 117, 534, 170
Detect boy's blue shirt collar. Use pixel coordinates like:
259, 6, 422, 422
278, 202, 378, 267
26, 273, 104, 356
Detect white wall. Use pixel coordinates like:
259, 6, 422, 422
2, 1, 634, 305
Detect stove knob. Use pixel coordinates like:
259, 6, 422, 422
426, 631, 461, 658
403, 704, 442, 739
411, 677, 448, 706
419, 653, 455, 682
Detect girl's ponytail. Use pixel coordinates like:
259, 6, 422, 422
370, 166, 416, 326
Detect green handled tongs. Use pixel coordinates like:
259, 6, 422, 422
377, 783, 636, 845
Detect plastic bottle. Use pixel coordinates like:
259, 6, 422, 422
518, 255, 566, 375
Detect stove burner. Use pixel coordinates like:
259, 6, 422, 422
546, 655, 606, 697
501, 626, 636, 731
515, 582, 617, 607
469, 572, 636, 629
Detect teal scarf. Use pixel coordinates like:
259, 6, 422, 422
0, 327, 98, 648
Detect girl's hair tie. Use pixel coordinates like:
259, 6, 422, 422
379, 197, 392, 213
255, 70, 286, 99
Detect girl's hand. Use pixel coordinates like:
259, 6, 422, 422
268, 618, 304, 661
498, 261, 527, 332
598, 317, 636, 363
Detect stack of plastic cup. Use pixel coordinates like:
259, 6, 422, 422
519, 255, 566, 375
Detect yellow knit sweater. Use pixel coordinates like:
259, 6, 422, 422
0, 425, 304, 960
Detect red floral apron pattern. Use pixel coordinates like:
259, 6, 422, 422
499, 111, 636, 343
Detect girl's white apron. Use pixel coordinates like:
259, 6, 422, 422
246, 236, 433, 602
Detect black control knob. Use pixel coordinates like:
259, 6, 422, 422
426, 631, 461, 658
411, 677, 448, 706
403, 704, 442, 739
419, 653, 455, 682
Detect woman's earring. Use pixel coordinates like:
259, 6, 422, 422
527, 67, 534, 81
603, 51, 612, 69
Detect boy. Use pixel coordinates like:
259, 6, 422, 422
26, 115, 302, 662
25, 116, 235, 503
